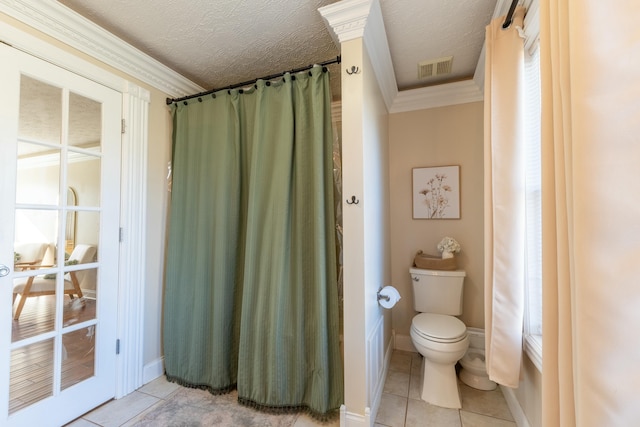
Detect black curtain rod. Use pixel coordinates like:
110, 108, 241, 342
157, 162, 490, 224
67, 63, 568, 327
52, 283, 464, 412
166, 56, 341, 105
502, 0, 519, 29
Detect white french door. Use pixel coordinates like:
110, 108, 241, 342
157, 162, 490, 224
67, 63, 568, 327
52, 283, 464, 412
0, 43, 121, 426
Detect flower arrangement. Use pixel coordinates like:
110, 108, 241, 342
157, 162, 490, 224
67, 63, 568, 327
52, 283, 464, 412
437, 237, 461, 259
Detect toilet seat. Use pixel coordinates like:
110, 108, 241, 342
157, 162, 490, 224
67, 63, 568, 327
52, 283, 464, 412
411, 313, 467, 343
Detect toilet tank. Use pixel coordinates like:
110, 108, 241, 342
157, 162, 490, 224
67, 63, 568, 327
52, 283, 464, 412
409, 267, 466, 315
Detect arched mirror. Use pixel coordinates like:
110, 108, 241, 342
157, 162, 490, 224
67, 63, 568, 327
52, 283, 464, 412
65, 186, 77, 256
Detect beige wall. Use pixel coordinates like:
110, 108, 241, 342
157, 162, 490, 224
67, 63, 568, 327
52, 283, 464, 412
143, 95, 173, 366
388, 102, 484, 341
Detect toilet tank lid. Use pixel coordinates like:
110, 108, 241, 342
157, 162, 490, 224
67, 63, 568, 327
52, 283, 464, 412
410, 267, 466, 277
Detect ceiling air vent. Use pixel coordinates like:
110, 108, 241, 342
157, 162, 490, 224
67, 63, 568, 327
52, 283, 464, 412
418, 56, 453, 79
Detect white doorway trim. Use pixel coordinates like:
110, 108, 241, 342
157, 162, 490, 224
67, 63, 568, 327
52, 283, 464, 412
117, 83, 150, 398
0, 18, 149, 399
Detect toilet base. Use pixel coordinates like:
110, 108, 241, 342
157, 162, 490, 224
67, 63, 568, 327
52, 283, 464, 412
420, 357, 462, 409
459, 367, 497, 391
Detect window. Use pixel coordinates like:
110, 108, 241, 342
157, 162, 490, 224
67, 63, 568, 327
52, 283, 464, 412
523, 43, 542, 371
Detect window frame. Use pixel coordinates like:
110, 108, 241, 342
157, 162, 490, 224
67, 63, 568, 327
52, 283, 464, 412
521, 0, 542, 373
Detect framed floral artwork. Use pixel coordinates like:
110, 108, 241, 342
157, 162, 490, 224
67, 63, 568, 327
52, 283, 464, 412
412, 165, 460, 219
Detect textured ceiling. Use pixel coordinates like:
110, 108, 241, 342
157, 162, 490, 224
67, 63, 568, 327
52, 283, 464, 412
381, 0, 497, 90
57, 0, 497, 98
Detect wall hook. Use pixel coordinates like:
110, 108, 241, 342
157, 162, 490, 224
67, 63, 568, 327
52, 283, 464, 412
346, 66, 360, 75
346, 195, 359, 205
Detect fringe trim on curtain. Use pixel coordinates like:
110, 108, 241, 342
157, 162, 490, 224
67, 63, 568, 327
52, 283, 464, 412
164, 373, 339, 423
237, 396, 339, 423
164, 373, 236, 396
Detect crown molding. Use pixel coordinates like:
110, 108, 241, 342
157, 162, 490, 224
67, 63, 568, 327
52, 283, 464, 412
319, 0, 397, 111
390, 80, 483, 114
0, 19, 122, 92
473, 44, 487, 95
361, 0, 397, 110
0, 0, 203, 97
319, 0, 371, 45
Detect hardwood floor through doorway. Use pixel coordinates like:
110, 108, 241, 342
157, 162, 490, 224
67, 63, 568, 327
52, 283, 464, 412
9, 295, 96, 414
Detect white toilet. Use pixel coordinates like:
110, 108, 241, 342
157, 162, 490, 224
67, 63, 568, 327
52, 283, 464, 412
409, 267, 469, 409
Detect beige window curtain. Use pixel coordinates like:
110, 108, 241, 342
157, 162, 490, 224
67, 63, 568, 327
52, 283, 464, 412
483, 7, 526, 388
540, 0, 640, 425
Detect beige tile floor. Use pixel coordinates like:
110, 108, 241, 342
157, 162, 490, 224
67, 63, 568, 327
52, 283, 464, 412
67, 350, 515, 427
375, 350, 516, 427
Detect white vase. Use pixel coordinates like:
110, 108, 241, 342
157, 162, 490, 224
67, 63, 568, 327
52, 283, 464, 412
442, 251, 454, 259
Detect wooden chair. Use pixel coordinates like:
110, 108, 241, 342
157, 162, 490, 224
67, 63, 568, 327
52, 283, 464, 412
13, 242, 49, 271
12, 244, 97, 320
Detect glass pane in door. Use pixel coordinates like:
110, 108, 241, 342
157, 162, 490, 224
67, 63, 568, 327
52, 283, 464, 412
13, 209, 58, 263
9, 339, 54, 414
69, 91, 102, 151
11, 271, 57, 342
62, 267, 98, 323
67, 152, 101, 205
61, 327, 96, 390
16, 141, 61, 206
18, 75, 62, 145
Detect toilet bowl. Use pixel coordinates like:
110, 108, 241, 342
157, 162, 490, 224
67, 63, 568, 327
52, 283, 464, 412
458, 327, 496, 391
410, 313, 469, 408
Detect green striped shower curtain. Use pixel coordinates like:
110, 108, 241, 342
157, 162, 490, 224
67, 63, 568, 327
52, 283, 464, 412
163, 67, 343, 419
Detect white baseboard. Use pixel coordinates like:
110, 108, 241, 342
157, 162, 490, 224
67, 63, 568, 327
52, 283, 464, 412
340, 405, 371, 427
500, 385, 531, 427
142, 356, 165, 385
393, 333, 417, 353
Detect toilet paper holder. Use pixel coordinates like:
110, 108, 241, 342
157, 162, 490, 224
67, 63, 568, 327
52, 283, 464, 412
377, 288, 390, 302
376, 285, 401, 309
